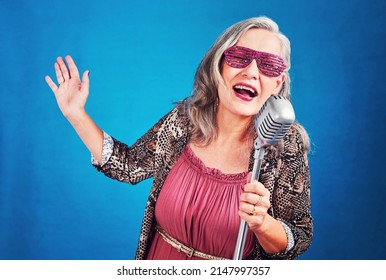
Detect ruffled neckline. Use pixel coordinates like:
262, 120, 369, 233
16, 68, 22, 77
182, 145, 248, 183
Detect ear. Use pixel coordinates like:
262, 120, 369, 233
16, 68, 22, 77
271, 73, 286, 96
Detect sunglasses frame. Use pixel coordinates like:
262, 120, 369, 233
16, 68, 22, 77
223, 45, 287, 77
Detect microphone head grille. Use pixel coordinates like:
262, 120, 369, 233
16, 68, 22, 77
255, 96, 295, 146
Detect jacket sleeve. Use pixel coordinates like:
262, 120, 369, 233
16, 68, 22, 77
92, 108, 175, 185
262, 126, 313, 259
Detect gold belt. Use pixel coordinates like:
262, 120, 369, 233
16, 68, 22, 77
155, 225, 229, 260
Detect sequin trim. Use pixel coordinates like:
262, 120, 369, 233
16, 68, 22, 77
91, 131, 114, 167
279, 220, 295, 253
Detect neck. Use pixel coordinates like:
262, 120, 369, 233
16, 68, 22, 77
215, 107, 254, 144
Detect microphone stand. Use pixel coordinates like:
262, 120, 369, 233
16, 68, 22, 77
233, 139, 265, 260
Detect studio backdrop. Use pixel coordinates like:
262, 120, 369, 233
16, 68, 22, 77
0, 0, 385, 259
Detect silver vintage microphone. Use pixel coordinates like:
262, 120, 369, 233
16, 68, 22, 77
233, 95, 295, 260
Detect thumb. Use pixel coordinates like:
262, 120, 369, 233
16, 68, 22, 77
81, 70, 90, 93
246, 171, 252, 183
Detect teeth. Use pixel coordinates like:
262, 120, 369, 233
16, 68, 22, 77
234, 85, 255, 93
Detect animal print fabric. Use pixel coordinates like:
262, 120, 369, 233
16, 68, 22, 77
93, 104, 312, 260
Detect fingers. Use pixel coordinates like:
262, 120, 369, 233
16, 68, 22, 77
239, 178, 271, 232
239, 203, 266, 221
56, 57, 70, 82
241, 181, 270, 206
45, 75, 58, 92
66, 55, 80, 79
240, 192, 268, 209
46, 55, 87, 91
239, 180, 270, 224
54, 61, 65, 85
239, 195, 269, 216
238, 208, 266, 227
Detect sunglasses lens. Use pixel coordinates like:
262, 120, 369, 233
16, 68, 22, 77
257, 58, 285, 77
224, 46, 286, 77
225, 55, 251, 68
224, 47, 252, 68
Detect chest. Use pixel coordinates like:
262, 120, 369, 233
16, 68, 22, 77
188, 143, 251, 174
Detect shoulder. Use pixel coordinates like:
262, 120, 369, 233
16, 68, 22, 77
264, 122, 309, 164
281, 122, 310, 156
153, 102, 191, 140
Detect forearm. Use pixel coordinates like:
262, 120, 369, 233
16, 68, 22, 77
253, 215, 287, 254
67, 110, 104, 164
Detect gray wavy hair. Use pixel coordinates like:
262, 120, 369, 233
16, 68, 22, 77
181, 16, 310, 152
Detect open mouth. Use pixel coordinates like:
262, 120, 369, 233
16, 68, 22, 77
233, 84, 257, 100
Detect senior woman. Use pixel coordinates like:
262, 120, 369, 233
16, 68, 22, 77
45, 16, 312, 260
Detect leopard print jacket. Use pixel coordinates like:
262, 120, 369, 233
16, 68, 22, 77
94, 105, 313, 260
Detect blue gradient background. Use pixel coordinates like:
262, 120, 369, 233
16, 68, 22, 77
1, 0, 385, 260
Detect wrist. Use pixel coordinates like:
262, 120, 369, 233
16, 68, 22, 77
66, 109, 88, 126
253, 215, 288, 254
252, 214, 272, 235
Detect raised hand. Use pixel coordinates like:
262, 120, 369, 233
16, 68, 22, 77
45, 56, 103, 163
45, 56, 90, 120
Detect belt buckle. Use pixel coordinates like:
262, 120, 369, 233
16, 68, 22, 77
186, 247, 195, 258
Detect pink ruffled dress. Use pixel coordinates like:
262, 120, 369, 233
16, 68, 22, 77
146, 145, 255, 260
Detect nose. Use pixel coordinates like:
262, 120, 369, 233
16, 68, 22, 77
241, 59, 260, 79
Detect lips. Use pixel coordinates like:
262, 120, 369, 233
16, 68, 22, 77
233, 83, 258, 101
